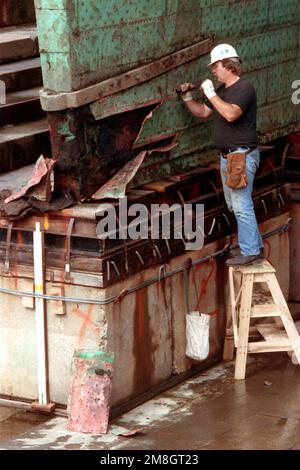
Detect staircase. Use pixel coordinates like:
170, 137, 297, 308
0, 18, 51, 174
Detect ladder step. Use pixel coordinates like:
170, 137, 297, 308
232, 260, 276, 274
251, 304, 283, 317
256, 323, 287, 341
248, 341, 292, 353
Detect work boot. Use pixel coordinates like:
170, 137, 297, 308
229, 246, 265, 258
225, 253, 264, 267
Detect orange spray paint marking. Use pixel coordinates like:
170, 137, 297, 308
204, 309, 219, 317
17, 231, 23, 245
44, 215, 49, 231
72, 305, 100, 344
137, 290, 143, 338
193, 259, 216, 312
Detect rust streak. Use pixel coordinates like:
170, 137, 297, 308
137, 290, 143, 338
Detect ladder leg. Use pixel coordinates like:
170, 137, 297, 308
228, 267, 238, 346
235, 273, 254, 380
265, 273, 300, 364
223, 303, 235, 361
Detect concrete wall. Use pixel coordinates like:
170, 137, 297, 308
290, 199, 300, 302
0, 212, 291, 406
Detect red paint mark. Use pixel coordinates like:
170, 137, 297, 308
155, 282, 160, 299
193, 260, 215, 308
192, 259, 218, 316
72, 305, 100, 344
208, 309, 219, 317
137, 290, 143, 338
17, 231, 23, 245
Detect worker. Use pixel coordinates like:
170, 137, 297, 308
179, 43, 264, 266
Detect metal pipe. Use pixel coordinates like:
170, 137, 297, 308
0, 398, 67, 417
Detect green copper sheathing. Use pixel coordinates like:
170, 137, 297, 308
34, 1, 300, 188
35, 0, 205, 92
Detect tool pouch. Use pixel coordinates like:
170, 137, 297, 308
224, 152, 248, 189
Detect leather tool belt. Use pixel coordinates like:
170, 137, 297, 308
224, 151, 248, 189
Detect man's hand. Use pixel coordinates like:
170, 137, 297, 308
177, 82, 194, 102
200, 79, 216, 100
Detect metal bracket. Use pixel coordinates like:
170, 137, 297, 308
153, 243, 162, 259
222, 213, 231, 226
114, 288, 128, 304
4, 223, 13, 274
65, 218, 75, 281
208, 217, 216, 236
164, 238, 171, 255
106, 261, 111, 282
278, 192, 285, 208
135, 250, 145, 265
158, 264, 170, 282
110, 261, 120, 277
261, 198, 268, 215
106, 261, 121, 282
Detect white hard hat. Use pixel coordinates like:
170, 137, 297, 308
207, 44, 241, 66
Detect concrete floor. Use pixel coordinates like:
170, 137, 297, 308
1, 352, 300, 450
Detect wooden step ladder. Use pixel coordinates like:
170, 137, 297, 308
226, 260, 300, 380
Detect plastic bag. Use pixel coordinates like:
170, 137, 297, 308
185, 312, 210, 361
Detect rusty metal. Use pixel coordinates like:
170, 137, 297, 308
91, 151, 147, 200
4, 222, 13, 273
0, 146, 291, 287
5, 156, 56, 204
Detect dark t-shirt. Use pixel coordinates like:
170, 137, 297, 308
206, 78, 258, 148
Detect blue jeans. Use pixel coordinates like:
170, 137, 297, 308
220, 147, 263, 256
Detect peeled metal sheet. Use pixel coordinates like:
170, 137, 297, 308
4, 155, 55, 204
91, 140, 177, 200
91, 151, 147, 200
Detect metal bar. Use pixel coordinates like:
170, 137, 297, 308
65, 218, 75, 280
4, 223, 13, 273
40, 38, 214, 111
33, 222, 49, 406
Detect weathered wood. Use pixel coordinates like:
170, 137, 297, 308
229, 260, 300, 379
235, 274, 254, 380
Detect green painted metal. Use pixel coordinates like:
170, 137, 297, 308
74, 350, 114, 363
34, 1, 300, 188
